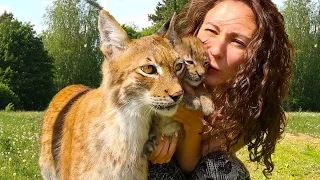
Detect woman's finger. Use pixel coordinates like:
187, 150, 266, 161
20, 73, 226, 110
153, 136, 170, 164
164, 132, 179, 163
149, 135, 165, 162
154, 133, 179, 164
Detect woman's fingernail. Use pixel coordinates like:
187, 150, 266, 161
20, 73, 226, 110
175, 132, 178, 137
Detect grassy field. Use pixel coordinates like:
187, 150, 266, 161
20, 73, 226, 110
0, 111, 319, 179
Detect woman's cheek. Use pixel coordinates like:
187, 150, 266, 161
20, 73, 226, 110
225, 51, 246, 74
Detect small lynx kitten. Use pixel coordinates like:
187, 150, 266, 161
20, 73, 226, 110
142, 14, 214, 158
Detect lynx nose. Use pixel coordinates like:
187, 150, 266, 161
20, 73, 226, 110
169, 90, 184, 102
196, 71, 205, 78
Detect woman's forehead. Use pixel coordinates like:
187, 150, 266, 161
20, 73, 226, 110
203, 0, 257, 36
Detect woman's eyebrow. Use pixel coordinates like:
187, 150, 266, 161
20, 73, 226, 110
205, 22, 220, 31
229, 32, 251, 41
206, 21, 253, 41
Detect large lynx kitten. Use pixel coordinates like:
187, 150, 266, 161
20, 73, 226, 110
39, 8, 184, 180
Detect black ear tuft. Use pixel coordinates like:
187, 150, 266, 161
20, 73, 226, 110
156, 13, 173, 36
155, 12, 180, 46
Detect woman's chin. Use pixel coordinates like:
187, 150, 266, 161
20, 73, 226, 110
204, 77, 220, 87
204, 70, 223, 86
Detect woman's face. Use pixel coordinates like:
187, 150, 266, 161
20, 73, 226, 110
197, 0, 257, 86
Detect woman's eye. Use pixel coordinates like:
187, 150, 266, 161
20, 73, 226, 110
141, 65, 157, 74
233, 39, 246, 47
206, 28, 218, 35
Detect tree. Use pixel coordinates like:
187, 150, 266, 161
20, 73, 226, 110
122, 24, 142, 39
0, 82, 20, 110
282, 0, 320, 111
43, 0, 102, 91
146, 0, 188, 35
0, 12, 55, 110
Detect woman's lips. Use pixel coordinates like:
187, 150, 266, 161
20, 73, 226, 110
208, 65, 220, 72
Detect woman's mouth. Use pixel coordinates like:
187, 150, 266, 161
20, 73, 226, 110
208, 66, 220, 72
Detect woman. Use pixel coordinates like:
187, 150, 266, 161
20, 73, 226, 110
148, 0, 293, 179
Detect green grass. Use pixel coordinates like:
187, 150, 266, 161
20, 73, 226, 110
0, 111, 319, 179
238, 133, 320, 179
286, 112, 320, 137
0, 111, 43, 180
237, 112, 320, 180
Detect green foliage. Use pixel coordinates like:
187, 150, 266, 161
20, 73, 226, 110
137, 0, 188, 37
43, 0, 103, 91
140, 24, 162, 36
146, 0, 188, 36
122, 24, 142, 39
0, 12, 55, 110
0, 83, 20, 110
148, 0, 188, 26
282, 0, 320, 111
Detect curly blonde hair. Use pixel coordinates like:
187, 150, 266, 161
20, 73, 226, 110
176, 0, 293, 175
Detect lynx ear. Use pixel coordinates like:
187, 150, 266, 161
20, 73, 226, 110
99, 10, 130, 57
156, 12, 180, 46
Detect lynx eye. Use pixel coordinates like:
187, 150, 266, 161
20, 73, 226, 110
141, 65, 157, 75
174, 61, 185, 75
185, 60, 195, 65
175, 63, 183, 71
203, 61, 209, 67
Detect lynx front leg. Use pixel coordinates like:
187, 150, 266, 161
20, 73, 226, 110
142, 126, 157, 159
182, 92, 201, 110
142, 115, 181, 159
195, 84, 214, 116
158, 116, 181, 136
198, 94, 214, 116
183, 83, 214, 116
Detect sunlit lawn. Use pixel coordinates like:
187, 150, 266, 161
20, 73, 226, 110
0, 111, 319, 179
237, 112, 320, 180
0, 111, 42, 180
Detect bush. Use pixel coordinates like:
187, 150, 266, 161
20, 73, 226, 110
0, 83, 20, 110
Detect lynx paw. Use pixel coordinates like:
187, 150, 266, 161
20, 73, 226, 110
200, 95, 214, 116
142, 135, 157, 159
183, 95, 200, 110
160, 121, 181, 136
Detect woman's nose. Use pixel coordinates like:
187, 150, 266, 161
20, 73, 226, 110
206, 38, 226, 60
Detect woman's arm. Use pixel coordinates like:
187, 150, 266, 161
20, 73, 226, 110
173, 105, 204, 173
175, 126, 202, 173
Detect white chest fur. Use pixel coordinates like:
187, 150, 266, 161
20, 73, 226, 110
84, 104, 153, 180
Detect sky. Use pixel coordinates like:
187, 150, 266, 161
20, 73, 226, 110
0, 0, 284, 34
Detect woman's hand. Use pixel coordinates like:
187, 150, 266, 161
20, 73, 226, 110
174, 82, 204, 132
148, 133, 179, 164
